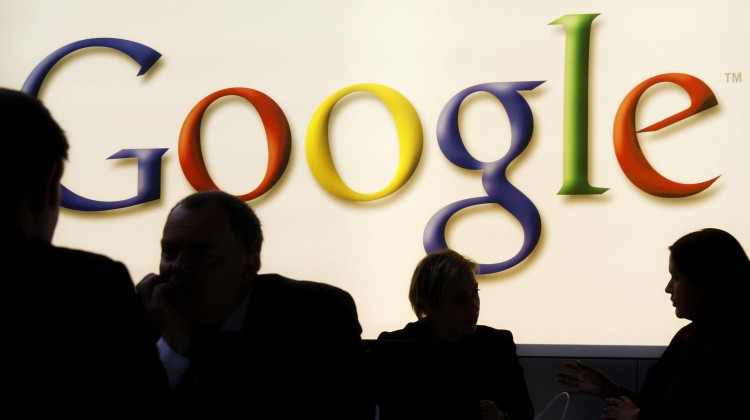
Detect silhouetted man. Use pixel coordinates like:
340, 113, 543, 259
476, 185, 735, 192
138, 190, 374, 419
0, 87, 167, 418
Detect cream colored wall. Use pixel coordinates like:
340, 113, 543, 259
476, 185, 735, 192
2, 0, 747, 344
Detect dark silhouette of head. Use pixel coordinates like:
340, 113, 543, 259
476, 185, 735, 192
2, 88, 68, 213
2, 88, 68, 241
170, 190, 263, 255
409, 248, 478, 320
669, 228, 750, 321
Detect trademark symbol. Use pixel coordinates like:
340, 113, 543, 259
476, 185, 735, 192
724, 72, 742, 83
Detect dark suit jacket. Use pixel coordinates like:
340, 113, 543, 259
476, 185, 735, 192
167, 273, 373, 420
372, 321, 535, 420
2, 226, 167, 419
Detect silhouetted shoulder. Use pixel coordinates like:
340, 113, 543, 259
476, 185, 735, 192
378, 320, 428, 340
234, 273, 369, 419
256, 272, 351, 294
4, 238, 166, 418
471, 325, 515, 343
21, 237, 131, 280
252, 273, 356, 307
12, 238, 136, 313
247, 273, 362, 340
378, 322, 516, 344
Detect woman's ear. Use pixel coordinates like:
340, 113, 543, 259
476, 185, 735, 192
424, 300, 437, 317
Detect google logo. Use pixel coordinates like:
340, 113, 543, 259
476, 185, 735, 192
21, 14, 720, 274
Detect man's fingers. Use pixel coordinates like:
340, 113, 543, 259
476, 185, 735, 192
136, 273, 163, 295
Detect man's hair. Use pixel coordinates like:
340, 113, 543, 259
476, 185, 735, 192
1, 88, 68, 212
171, 190, 263, 254
408, 248, 478, 319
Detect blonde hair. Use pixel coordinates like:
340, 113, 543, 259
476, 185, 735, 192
408, 249, 478, 319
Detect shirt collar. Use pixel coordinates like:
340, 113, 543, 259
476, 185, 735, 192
219, 288, 252, 331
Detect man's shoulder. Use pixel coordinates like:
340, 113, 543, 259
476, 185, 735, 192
54, 245, 124, 266
246, 274, 362, 339
16, 239, 133, 293
4, 241, 141, 339
22, 238, 125, 268
51, 245, 131, 282
254, 273, 353, 299
250, 273, 359, 320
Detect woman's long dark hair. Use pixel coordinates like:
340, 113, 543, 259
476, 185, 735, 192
669, 228, 750, 324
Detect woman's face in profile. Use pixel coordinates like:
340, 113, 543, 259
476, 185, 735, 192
429, 273, 480, 340
665, 254, 701, 320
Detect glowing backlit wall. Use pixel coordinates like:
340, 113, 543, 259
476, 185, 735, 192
2, 0, 748, 344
